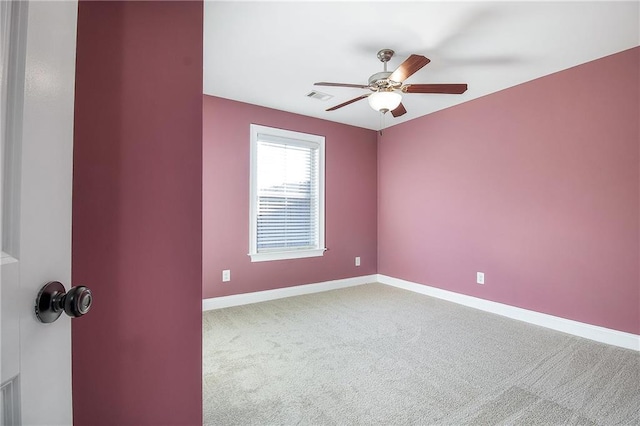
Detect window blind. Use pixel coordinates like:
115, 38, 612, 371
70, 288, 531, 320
256, 138, 319, 252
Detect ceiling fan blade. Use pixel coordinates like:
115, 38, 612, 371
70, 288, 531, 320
326, 94, 369, 111
391, 103, 407, 118
315, 82, 370, 89
402, 84, 468, 94
388, 55, 431, 83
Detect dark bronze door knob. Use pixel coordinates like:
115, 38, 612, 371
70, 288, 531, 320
35, 281, 93, 323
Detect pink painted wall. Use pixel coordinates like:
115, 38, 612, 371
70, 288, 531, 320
378, 47, 640, 334
203, 96, 377, 299
72, 2, 203, 424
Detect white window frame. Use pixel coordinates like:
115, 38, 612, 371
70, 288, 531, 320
249, 124, 326, 262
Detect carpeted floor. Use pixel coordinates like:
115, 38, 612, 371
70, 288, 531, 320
203, 283, 640, 425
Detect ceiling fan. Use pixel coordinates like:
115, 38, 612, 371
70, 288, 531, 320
315, 49, 468, 118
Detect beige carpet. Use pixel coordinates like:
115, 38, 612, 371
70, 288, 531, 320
203, 283, 640, 425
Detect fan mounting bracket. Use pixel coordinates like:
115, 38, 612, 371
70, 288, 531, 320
377, 49, 394, 63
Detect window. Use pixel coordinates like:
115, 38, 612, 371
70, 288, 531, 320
249, 124, 325, 262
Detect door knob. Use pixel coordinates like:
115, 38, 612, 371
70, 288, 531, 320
35, 281, 93, 323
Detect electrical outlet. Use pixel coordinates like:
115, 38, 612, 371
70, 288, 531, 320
355, 256, 361, 267
222, 269, 231, 282
476, 272, 485, 285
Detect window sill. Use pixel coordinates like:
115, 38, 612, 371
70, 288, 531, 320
249, 248, 326, 263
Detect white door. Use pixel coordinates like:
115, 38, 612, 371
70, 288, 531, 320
1, 1, 78, 424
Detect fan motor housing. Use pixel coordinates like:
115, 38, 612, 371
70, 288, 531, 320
368, 71, 401, 91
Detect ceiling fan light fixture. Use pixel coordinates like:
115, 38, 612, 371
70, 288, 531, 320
368, 91, 402, 113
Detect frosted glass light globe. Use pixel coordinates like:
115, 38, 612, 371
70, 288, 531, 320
368, 91, 402, 113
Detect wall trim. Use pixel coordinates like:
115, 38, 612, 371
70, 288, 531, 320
202, 273, 639, 351
202, 275, 378, 311
377, 274, 639, 352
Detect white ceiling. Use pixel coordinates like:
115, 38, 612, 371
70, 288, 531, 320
204, 1, 639, 131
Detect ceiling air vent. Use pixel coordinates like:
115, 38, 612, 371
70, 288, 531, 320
306, 91, 333, 101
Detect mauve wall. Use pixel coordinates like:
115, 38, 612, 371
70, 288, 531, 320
203, 96, 377, 299
378, 47, 639, 334
73, 2, 203, 424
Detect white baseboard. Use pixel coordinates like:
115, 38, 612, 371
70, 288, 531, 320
377, 274, 640, 352
202, 275, 378, 311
